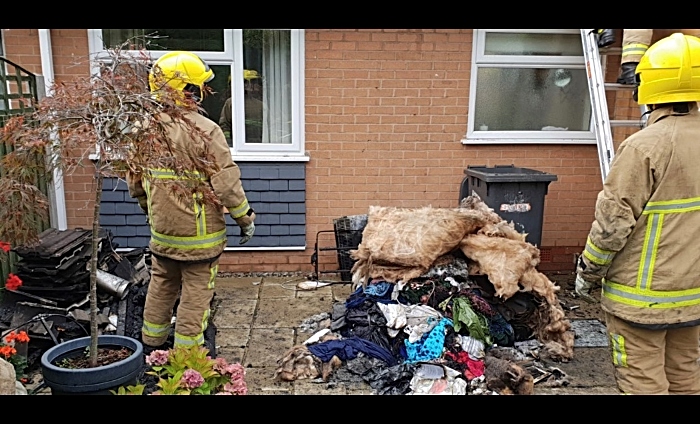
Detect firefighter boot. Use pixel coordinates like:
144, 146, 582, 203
596, 29, 615, 48
617, 62, 638, 85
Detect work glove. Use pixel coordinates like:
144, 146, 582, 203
575, 274, 599, 304
235, 210, 256, 245
240, 222, 255, 245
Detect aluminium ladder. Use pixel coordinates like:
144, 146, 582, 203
580, 29, 649, 184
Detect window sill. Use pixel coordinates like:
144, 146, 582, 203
89, 152, 312, 162
232, 153, 310, 162
461, 137, 597, 145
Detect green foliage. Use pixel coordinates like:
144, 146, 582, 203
7, 355, 28, 379
116, 345, 247, 395
111, 384, 145, 395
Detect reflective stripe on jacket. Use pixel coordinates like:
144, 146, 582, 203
581, 103, 700, 325
127, 111, 250, 262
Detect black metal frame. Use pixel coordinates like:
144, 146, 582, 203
310, 229, 359, 283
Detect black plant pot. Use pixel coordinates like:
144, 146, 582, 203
41, 335, 144, 395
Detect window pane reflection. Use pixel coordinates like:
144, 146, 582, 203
474, 67, 591, 132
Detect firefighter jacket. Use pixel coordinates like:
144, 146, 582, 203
579, 103, 700, 326
126, 110, 252, 262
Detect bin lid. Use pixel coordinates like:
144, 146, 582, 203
464, 164, 558, 183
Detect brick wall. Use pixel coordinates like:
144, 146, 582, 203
3, 29, 96, 236
2, 28, 655, 274
303, 29, 607, 273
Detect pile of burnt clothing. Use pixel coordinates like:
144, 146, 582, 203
277, 275, 537, 395
276, 193, 574, 394
275, 264, 550, 395
349, 195, 574, 361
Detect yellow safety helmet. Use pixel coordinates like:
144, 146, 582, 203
635, 33, 700, 105
148, 51, 214, 101
228, 70, 261, 85
244, 69, 260, 81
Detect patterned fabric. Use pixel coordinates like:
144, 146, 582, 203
404, 317, 452, 363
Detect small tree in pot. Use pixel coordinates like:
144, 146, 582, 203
0, 38, 223, 370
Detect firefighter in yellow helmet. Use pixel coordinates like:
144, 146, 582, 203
218, 69, 262, 143
596, 29, 700, 85
127, 51, 256, 351
576, 33, 700, 394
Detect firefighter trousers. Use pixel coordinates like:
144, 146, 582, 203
622, 29, 700, 64
141, 254, 219, 348
605, 311, 700, 394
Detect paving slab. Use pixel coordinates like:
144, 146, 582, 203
293, 379, 348, 395
244, 367, 294, 395
254, 296, 333, 328
212, 299, 257, 329
260, 278, 298, 298
217, 347, 245, 364
214, 277, 261, 300
245, 327, 295, 368
542, 346, 618, 389
536, 386, 621, 395
297, 284, 333, 299
331, 283, 356, 302
216, 327, 250, 349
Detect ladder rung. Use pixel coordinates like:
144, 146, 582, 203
611, 120, 643, 127
605, 83, 636, 91
599, 47, 622, 55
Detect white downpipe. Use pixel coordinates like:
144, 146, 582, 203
38, 29, 68, 230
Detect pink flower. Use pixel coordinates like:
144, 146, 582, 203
223, 379, 247, 395
145, 349, 169, 366
213, 357, 229, 374
215, 392, 233, 395
180, 369, 204, 389
225, 363, 245, 380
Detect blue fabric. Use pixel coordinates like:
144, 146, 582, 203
346, 284, 395, 309
345, 287, 367, 309
404, 317, 453, 363
489, 312, 515, 347
307, 337, 398, 366
364, 281, 393, 297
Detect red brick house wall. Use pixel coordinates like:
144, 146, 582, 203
3, 29, 650, 274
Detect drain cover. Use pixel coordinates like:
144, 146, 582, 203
571, 319, 609, 347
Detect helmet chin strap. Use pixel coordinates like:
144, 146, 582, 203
183, 83, 203, 103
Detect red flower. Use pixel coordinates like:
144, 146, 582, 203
4, 274, 22, 291
0, 346, 16, 359
0, 242, 10, 253
4, 330, 29, 344
14, 331, 30, 343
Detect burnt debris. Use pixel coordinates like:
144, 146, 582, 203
0, 229, 151, 381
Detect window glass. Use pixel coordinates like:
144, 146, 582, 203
242, 30, 291, 145
474, 67, 591, 132
101, 29, 225, 51
484, 32, 583, 56
200, 64, 231, 125
468, 30, 593, 143
91, 28, 304, 155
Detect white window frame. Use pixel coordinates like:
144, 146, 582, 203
87, 29, 307, 162
463, 29, 596, 145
